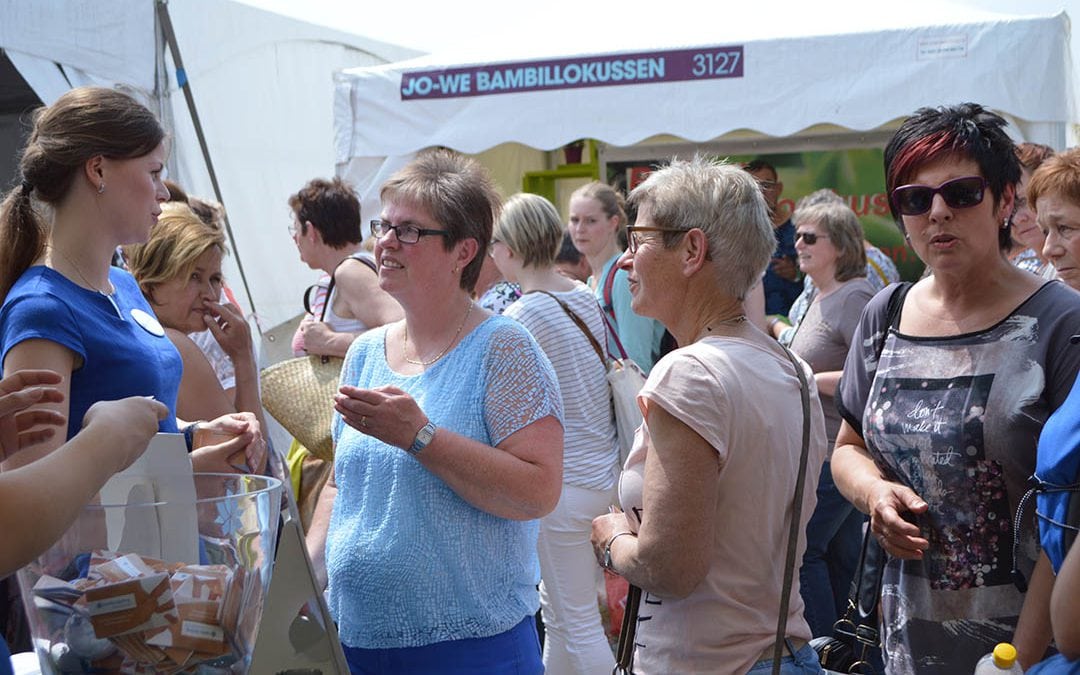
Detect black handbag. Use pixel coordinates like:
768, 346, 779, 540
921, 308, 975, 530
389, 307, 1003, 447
809, 528, 885, 673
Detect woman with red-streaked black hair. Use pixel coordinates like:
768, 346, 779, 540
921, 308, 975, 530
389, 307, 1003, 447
831, 103, 1080, 673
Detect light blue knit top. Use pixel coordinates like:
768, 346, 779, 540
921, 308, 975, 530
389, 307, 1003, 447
327, 315, 563, 649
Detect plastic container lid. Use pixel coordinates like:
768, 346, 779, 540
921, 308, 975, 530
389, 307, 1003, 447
992, 643, 1018, 668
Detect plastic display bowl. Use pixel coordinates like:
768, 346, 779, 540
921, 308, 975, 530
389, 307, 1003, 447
17, 473, 282, 674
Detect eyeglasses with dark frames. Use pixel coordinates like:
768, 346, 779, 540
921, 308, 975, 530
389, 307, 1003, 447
795, 231, 828, 245
891, 176, 988, 217
625, 226, 690, 254
370, 219, 451, 244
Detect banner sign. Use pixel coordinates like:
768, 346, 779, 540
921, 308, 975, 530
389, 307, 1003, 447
400, 45, 744, 100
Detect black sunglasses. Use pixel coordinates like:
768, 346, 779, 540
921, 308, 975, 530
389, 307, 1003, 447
891, 176, 988, 216
795, 231, 827, 245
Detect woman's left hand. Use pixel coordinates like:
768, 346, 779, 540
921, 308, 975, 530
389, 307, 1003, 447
334, 384, 427, 450
202, 302, 253, 362
590, 511, 632, 568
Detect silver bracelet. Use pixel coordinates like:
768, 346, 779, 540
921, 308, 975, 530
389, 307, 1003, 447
603, 531, 635, 571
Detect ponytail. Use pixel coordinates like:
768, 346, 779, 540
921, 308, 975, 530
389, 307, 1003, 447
0, 185, 46, 300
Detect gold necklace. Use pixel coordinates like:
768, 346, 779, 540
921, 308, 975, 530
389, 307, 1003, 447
54, 243, 114, 293
403, 301, 474, 366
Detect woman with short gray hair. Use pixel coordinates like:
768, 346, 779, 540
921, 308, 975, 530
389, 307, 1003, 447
590, 157, 827, 674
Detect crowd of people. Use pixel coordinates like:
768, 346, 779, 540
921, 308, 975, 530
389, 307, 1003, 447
3, 87, 1080, 675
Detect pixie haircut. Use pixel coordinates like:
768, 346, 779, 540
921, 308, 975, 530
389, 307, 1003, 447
288, 177, 362, 249
1027, 148, 1080, 212
884, 103, 1019, 250
495, 193, 564, 269
570, 181, 627, 226
793, 203, 867, 282
380, 149, 501, 293
628, 156, 774, 300
124, 202, 227, 300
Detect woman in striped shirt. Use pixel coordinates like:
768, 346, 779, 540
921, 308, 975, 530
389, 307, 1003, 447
492, 193, 620, 675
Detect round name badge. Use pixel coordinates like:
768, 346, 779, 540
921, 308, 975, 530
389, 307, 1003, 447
130, 308, 166, 337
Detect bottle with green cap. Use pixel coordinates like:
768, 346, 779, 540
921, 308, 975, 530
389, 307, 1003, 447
973, 642, 1023, 674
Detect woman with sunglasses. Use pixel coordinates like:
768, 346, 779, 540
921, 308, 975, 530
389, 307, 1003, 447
774, 202, 875, 640
590, 157, 828, 674
306, 150, 563, 674
832, 103, 1080, 673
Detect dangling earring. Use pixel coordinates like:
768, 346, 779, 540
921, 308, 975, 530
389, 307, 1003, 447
98, 182, 106, 195
1002, 218, 1010, 230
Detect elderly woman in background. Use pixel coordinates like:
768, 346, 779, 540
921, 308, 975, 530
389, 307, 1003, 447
491, 193, 619, 674
590, 157, 827, 674
1009, 142, 1056, 277
832, 103, 1080, 673
1022, 146, 1080, 675
775, 202, 875, 638
124, 202, 266, 437
306, 150, 563, 675
1029, 147, 1080, 292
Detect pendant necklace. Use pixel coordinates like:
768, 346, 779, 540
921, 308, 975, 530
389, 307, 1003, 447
403, 301, 474, 366
54, 247, 122, 318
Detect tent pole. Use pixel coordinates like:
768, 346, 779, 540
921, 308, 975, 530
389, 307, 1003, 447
155, 0, 263, 335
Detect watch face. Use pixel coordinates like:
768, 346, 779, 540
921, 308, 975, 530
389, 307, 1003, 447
418, 425, 435, 444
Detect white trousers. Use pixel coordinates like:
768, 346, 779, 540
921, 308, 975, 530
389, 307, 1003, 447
537, 482, 617, 675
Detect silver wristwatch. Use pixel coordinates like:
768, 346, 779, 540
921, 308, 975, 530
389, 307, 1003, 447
406, 421, 436, 456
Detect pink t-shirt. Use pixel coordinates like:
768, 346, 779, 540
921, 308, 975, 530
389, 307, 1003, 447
619, 335, 828, 674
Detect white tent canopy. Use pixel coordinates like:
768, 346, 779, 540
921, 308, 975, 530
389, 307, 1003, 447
0, 0, 420, 332
334, 10, 1074, 216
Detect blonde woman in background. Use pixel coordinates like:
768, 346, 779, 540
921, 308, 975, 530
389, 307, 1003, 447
124, 202, 267, 440
492, 193, 619, 674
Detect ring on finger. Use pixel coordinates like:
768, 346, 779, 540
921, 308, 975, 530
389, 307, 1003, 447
360, 415, 369, 428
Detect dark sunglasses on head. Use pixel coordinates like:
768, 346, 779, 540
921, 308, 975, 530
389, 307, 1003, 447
795, 231, 826, 245
891, 176, 988, 216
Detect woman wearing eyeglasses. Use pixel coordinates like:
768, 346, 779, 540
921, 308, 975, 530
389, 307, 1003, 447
305, 150, 563, 675
590, 157, 828, 674
773, 203, 875, 640
831, 103, 1080, 674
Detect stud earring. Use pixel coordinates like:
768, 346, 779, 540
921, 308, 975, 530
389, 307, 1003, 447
98, 182, 106, 194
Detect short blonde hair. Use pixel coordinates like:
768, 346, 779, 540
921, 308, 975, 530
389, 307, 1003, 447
495, 193, 563, 269
125, 202, 227, 298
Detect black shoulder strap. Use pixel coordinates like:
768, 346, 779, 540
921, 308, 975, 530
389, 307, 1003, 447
875, 282, 912, 363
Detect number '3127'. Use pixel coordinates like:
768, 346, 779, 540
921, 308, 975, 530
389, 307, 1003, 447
691, 51, 741, 77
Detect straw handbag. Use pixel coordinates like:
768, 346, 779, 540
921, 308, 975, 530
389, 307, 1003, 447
260, 259, 371, 462
261, 353, 340, 461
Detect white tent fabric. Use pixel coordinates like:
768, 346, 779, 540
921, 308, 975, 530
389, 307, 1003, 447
334, 11, 1074, 218
0, 0, 419, 331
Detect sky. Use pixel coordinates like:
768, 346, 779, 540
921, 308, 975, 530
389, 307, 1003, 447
238, 0, 1078, 56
